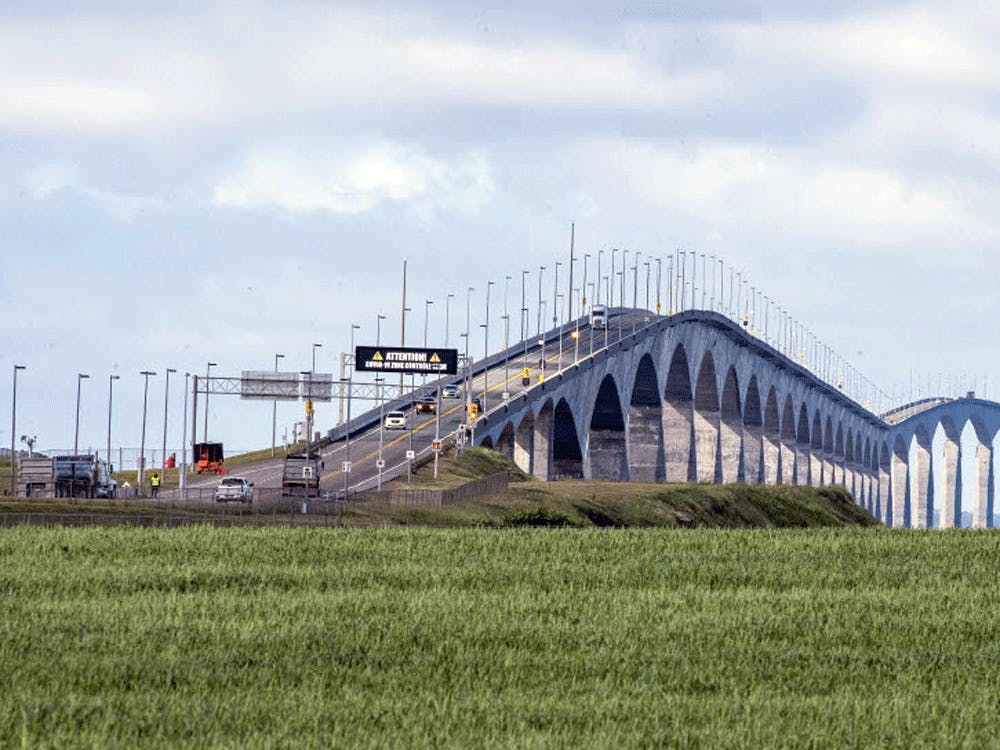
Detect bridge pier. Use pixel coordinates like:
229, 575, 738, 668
939, 438, 960, 529
973, 442, 993, 528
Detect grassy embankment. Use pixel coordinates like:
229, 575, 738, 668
1, 448, 876, 529
2, 526, 999, 747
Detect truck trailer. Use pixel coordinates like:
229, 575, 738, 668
281, 451, 325, 496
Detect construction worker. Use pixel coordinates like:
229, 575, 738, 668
149, 472, 161, 498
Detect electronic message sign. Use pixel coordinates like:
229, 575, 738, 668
354, 346, 458, 375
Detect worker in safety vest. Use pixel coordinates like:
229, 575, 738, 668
149, 473, 161, 498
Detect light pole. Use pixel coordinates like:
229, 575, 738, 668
271, 353, 284, 457
620, 250, 628, 311
423, 299, 434, 348
582, 253, 590, 319
74, 373, 89, 454
376, 313, 386, 347
376, 375, 385, 490
464, 287, 474, 418
644, 261, 651, 311
536, 265, 546, 336
556, 292, 565, 370
203, 362, 216, 441
655, 258, 662, 315
610, 249, 618, 307
307, 343, 322, 446
483, 280, 494, 412
139, 370, 156, 489
552, 260, 562, 333
587, 281, 596, 356
161, 367, 176, 469
181, 372, 190, 496
502, 313, 510, 399
10, 364, 25, 497
444, 295, 453, 347
106, 374, 119, 469
520, 270, 530, 382
597, 250, 604, 305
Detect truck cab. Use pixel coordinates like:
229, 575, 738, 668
589, 305, 608, 330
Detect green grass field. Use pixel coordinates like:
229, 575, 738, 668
3, 526, 999, 748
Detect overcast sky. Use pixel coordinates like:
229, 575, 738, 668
3, 0, 1000, 460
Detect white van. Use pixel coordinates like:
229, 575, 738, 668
589, 305, 608, 329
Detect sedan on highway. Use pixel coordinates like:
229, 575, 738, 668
442, 384, 461, 399
384, 410, 408, 430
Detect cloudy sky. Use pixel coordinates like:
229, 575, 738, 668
3, 0, 1000, 460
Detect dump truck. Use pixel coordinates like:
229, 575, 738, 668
281, 451, 324, 496
52, 455, 116, 498
194, 442, 226, 475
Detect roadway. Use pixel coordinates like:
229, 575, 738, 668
183, 309, 649, 500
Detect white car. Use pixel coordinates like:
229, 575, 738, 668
214, 477, 254, 503
442, 384, 461, 399
384, 410, 408, 430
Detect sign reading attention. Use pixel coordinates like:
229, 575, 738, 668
355, 346, 458, 375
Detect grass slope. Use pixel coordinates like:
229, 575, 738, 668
1, 527, 999, 748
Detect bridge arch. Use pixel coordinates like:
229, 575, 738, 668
496, 422, 515, 460
588, 374, 626, 480
663, 344, 694, 482
743, 376, 763, 484
762, 386, 780, 484
810, 410, 823, 487
719, 366, 742, 483
780, 395, 796, 485
514, 412, 534, 474
533, 399, 555, 481
627, 354, 664, 482
796, 403, 811, 485
552, 397, 583, 479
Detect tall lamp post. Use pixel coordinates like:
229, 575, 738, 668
464, 287, 474, 417
139, 370, 156, 489
161, 367, 176, 469
271, 353, 284, 457
10, 364, 25, 496
482, 280, 494, 412
202, 362, 216, 441
74, 373, 90, 454
536, 266, 546, 337
181, 372, 190, 496
444, 294, 454, 347
106, 374, 119, 469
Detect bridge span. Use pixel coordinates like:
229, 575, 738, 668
468, 310, 999, 530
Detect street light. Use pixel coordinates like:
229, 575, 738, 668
483, 280, 494, 413
74, 373, 89, 454
464, 287, 474, 416
9, 364, 25, 497
536, 266, 546, 337
271, 353, 284, 457
556, 292, 565, 370
376, 313, 386, 347
106, 374, 120, 470
161, 367, 176, 469
181, 372, 190, 496
423, 299, 434, 348
444, 295, 454, 348
203, 362, 216, 441
139, 370, 156, 489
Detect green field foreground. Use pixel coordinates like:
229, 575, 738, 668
4, 528, 1000, 747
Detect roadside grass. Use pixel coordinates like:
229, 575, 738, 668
3, 527, 1000, 748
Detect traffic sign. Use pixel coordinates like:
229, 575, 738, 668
406, 450, 415, 460
376, 459, 386, 469
341, 461, 352, 473
355, 346, 458, 375
432, 440, 441, 451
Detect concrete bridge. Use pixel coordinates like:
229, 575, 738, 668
471, 310, 999, 529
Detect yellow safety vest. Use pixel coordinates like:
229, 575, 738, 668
150, 476, 160, 487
